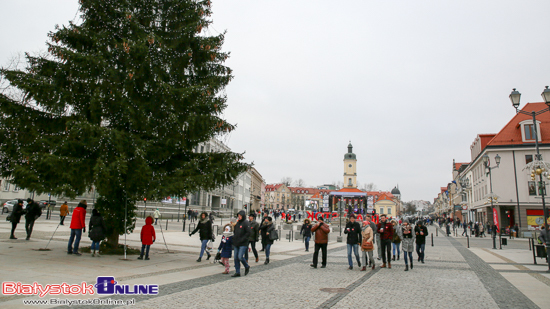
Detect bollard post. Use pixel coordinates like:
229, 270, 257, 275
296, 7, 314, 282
431, 233, 434, 247
529, 238, 532, 251
532, 238, 537, 265
436, 228, 438, 237
499, 233, 502, 250
166, 219, 168, 230
467, 235, 470, 248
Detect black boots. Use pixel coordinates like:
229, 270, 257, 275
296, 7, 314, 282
392, 255, 396, 261
196, 257, 201, 262
404, 265, 409, 271
411, 260, 414, 269
264, 258, 269, 265
206, 253, 211, 260
397, 254, 400, 260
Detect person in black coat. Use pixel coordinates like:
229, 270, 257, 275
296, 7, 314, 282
300, 219, 312, 252
190, 212, 213, 262
231, 210, 251, 277
259, 212, 269, 251
344, 215, 362, 270
88, 209, 106, 257
260, 216, 276, 264
414, 221, 428, 263
24, 199, 42, 240
9, 199, 25, 239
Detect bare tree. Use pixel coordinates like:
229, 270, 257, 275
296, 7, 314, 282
281, 177, 293, 187
360, 182, 377, 191
403, 202, 417, 215
294, 178, 306, 187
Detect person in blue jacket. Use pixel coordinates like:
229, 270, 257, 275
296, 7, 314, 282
218, 223, 234, 274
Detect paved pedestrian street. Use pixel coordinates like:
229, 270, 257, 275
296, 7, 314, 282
1, 220, 549, 309
114, 230, 539, 309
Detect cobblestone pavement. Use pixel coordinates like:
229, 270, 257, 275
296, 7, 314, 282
51, 226, 540, 309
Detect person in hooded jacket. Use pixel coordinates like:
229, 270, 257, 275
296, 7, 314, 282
245, 213, 260, 263
260, 216, 276, 264
300, 218, 312, 252
88, 209, 106, 257
24, 198, 42, 240
361, 218, 375, 271
218, 223, 233, 274
138, 216, 156, 260
231, 210, 251, 277
68, 200, 87, 255
259, 212, 269, 251
9, 199, 25, 239
190, 212, 213, 262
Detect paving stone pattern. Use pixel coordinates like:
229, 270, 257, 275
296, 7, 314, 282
56, 227, 540, 309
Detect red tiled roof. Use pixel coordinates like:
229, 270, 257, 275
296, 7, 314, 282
265, 184, 283, 191
288, 187, 318, 194
487, 102, 550, 146
335, 188, 365, 193
454, 162, 467, 170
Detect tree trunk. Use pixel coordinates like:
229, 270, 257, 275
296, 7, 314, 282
106, 232, 120, 247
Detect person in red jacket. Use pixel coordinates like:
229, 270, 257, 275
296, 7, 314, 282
68, 200, 87, 256
138, 216, 156, 260
377, 214, 394, 269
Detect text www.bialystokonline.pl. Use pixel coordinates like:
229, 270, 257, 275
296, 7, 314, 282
22, 298, 135, 306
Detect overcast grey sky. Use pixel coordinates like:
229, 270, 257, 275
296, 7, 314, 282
1, 1, 549, 202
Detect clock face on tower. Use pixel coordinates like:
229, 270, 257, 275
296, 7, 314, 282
349, 164, 352, 168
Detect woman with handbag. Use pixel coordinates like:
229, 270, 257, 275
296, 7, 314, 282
391, 220, 402, 261
401, 220, 415, 271
260, 216, 276, 264
360, 219, 375, 271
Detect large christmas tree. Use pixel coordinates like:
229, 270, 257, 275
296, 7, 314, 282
0, 0, 248, 245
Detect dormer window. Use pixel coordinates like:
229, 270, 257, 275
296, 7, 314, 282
520, 120, 541, 142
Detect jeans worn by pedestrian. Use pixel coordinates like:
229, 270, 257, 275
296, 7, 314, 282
304, 236, 311, 251
25, 219, 36, 238
361, 250, 374, 266
140, 244, 151, 258
416, 243, 425, 262
199, 239, 209, 258
91, 241, 100, 251
68, 229, 82, 253
347, 244, 360, 267
234, 246, 249, 274
392, 242, 401, 257
404, 251, 413, 266
265, 244, 272, 259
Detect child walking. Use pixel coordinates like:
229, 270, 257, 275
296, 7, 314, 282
218, 223, 233, 274
138, 216, 156, 260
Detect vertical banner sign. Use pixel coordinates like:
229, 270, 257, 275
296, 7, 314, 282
493, 208, 499, 231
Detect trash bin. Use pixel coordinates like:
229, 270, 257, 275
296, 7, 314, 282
535, 244, 546, 257
501, 238, 507, 246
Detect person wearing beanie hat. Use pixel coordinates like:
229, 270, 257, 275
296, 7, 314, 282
300, 219, 312, 252
360, 217, 375, 271
310, 216, 330, 268
24, 199, 42, 240
246, 213, 260, 263
9, 199, 25, 239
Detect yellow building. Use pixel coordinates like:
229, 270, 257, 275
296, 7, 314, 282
344, 142, 357, 188
374, 192, 398, 218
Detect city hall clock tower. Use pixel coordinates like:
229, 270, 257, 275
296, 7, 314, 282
344, 141, 357, 188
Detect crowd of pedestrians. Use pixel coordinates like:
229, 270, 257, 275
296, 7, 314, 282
7, 202, 436, 276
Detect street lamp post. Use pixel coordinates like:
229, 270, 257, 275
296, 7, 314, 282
483, 153, 501, 250
510, 87, 550, 272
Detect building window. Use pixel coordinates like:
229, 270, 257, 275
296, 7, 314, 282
348, 178, 352, 186
379, 208, 383, 214
525, 124, 536, 140
526, 155, 533, 164
387, 208, 392, 215
528, 181, 537, 196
